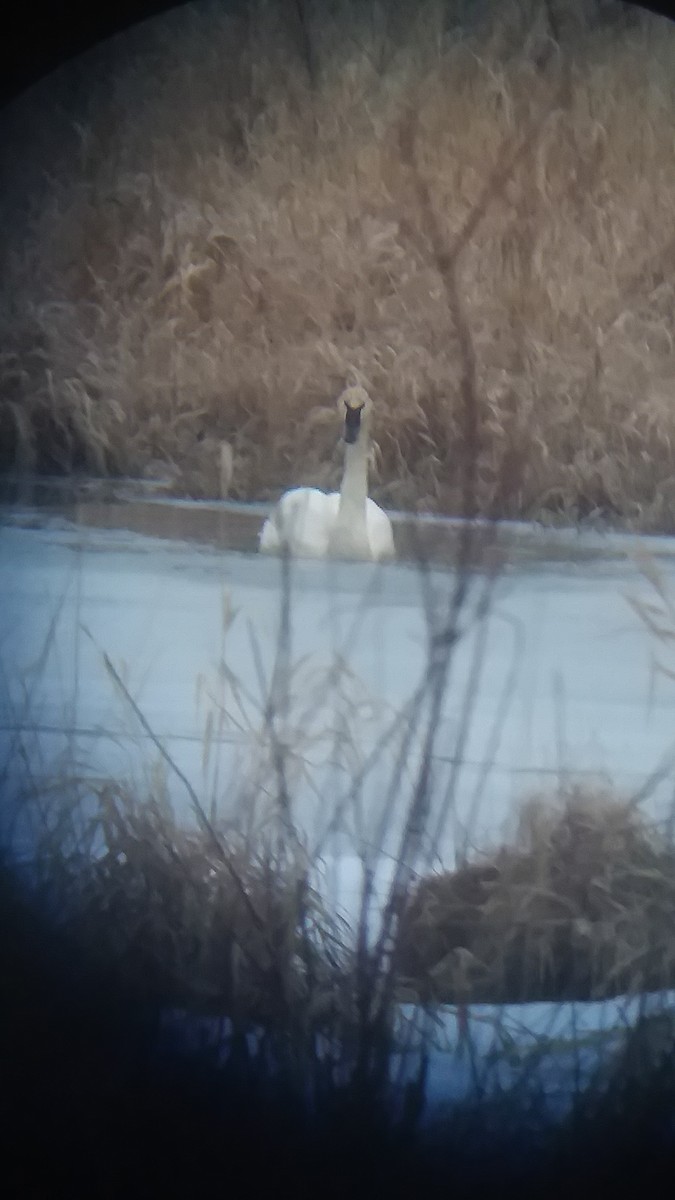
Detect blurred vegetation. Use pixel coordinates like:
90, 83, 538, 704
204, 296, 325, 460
1, 1, 675, 528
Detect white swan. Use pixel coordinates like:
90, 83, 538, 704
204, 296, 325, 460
259, 386, 395, 561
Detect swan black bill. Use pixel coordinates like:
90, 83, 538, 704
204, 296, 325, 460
344, 404, 362, 444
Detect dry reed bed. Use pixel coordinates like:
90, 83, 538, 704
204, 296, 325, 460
28, 779, 357, 1036
17, 773, 675, 1015
3, 831, 675, 1192
2, 1, 675, 527
397, 783, 675, 1003
5, 753, 675, 1183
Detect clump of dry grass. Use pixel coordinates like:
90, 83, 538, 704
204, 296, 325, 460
396, 783, 675, 1003
5, 712, 675, 1180
3, 1, 675, 527
27, 776, 357, 1039
37, 776, 675, 1023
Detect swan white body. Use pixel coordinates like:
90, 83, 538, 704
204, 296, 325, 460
259, 387, 395, 562
259, 486, 394, 560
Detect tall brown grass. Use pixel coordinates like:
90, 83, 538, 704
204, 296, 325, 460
2, 0, 675, 527
34, 780, 355, 1027
396, 782, 675, 1003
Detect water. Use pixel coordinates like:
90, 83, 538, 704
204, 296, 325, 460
2, 488, 675, 917
4, 486, 675, 1122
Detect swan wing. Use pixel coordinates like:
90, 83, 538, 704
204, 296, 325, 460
259, 488, 339, 557
365, 498, 395, 560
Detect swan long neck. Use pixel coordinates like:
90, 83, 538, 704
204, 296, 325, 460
338, 430, 369, 520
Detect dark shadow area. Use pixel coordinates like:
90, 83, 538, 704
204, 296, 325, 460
0, 3, 195, 106
2, 846, 675, 1195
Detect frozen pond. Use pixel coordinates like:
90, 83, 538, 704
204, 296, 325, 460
3, 493, 675, 895
4, 492, 675, 1122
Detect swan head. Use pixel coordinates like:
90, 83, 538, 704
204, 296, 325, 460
338, 385, 372, 445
